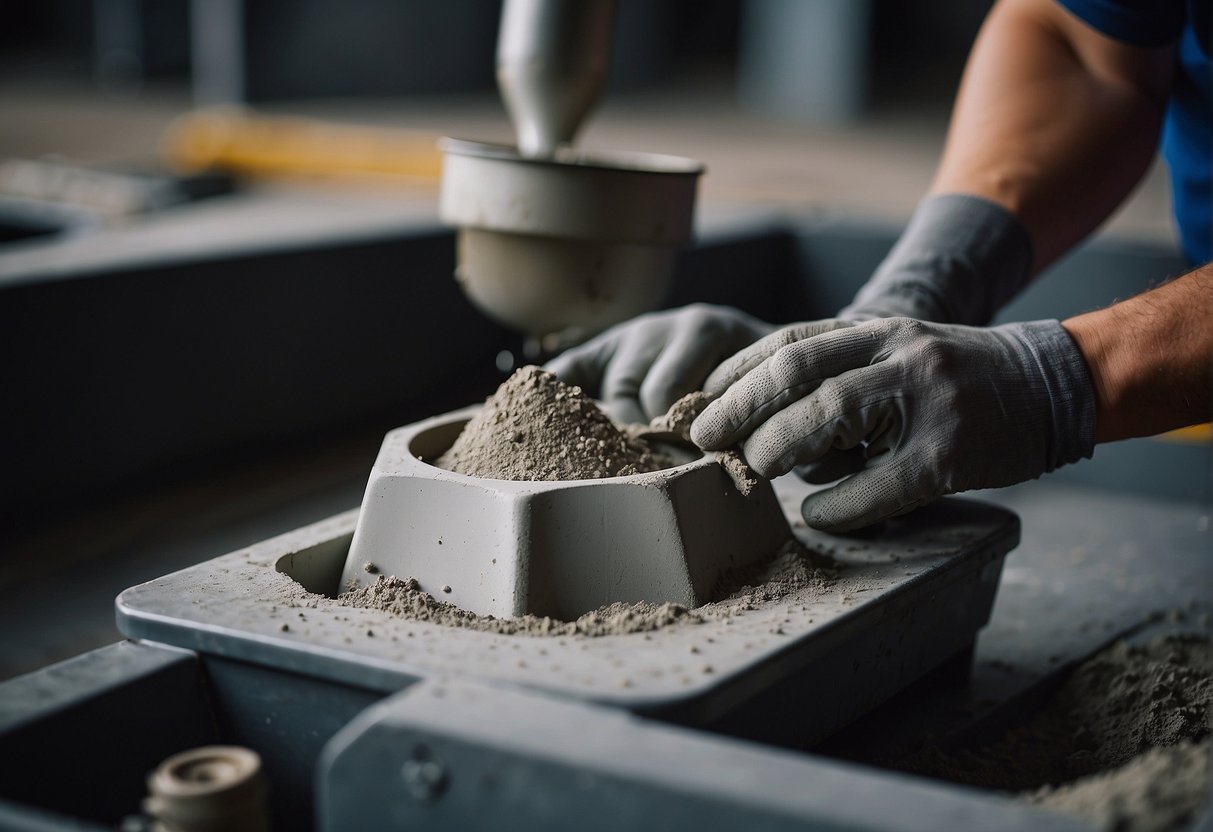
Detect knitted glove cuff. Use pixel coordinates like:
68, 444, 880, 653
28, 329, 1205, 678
1009, 319, 1098, 470
841, 193, 1034, 326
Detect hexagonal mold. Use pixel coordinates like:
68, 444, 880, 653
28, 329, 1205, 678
339, 407, 793, 620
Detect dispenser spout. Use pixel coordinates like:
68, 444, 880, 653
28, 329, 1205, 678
496, 0, 616, 158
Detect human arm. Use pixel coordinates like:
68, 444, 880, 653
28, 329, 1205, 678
549, 0, 1184, 435
934, 0, 1174, 270
1064, 264, 1213, 442
844, 0, 1177, 325
680, 0, 1197, 532
691, 267, 1211, 532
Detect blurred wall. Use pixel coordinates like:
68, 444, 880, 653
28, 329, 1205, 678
2, 0, 996, 116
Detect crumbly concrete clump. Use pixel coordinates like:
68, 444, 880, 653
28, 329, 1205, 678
337, 541, 834, 638
648, 391, 758, 496
649, 389, 713, 436
436, 365, 668, 480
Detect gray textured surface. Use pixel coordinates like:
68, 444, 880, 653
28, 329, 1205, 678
319, 676, 1088, 832
116, 478, 1015, 737
818, 479, 1212, 762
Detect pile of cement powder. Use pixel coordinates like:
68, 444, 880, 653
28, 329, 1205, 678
899, 634, 1211, 829
337, 541, 834, 638
436, 365, 668, 480
1027, 739, 1210, 832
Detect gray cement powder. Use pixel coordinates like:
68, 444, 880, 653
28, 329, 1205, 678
900, 634, 1212, 830
339, 540, 834, 637
437, 365, 670, 480
1028, 739, 1210, 832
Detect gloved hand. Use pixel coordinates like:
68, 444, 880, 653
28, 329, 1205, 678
547, 303, 847, 424
691, 317, 1096, 532
696, 191, 1040, 491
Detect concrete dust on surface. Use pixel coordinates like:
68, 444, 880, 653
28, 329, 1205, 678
337, 539, 835, 638
1028, 740, 1210, 832
899, 634, 1212, 831
436, 365, 670, 480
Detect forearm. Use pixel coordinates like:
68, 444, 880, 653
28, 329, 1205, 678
933, 0, 1173, 271
1062, 264, 1213, 442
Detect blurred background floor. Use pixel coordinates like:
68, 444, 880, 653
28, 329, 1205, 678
0, 72, 1177, 246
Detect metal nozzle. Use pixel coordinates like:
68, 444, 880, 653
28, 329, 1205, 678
496, 0, 616, 158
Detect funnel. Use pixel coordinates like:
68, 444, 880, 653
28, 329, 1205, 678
439, 139, 704, 342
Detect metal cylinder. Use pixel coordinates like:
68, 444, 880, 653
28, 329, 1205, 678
143, 745, 269, 832
496, 0, 616, 158
439, 138, 702, 339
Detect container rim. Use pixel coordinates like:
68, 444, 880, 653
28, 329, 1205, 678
439, 137, 706, 177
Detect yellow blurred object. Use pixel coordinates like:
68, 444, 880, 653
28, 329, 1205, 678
161, 109, 445, 181
1157, 423, 1212, 444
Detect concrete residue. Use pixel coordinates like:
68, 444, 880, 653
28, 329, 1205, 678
436, 365, 669, 480
647, 390, 758, 496
1027, 739, 1210, 832
648, 390, 710, 436
716, 451, 759, 497
340, 576, 697, 636
336, 540, 835, 637
899, 634, 1212, 830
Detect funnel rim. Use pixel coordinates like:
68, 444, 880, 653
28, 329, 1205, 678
439, 137, 705, 177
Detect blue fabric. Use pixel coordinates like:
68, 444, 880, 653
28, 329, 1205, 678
1058, 0, 1211, 265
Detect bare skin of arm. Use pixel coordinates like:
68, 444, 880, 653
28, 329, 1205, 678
933, 0, 1175, 270
1063, 265, 1213, 442
934, 0, 1209, 441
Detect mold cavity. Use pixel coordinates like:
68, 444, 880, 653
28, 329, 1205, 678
409, 419, 470, 465
274, 533, 352, 598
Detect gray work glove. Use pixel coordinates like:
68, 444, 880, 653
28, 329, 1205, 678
691, 317, 1096, 532
841, 193, 1034, 325
751, 192, 1036, 485
547, 303, 847, 424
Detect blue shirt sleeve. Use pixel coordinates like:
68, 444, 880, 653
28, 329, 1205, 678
1055, 0, 1187, 48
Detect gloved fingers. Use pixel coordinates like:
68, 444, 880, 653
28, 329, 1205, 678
598, 334, 662, 425
800, 455, 934, 533
691, 325, 882, 450
703, 319, 854, 397
795, 447, 867, 484
739, 366, 897, 478
545, 328, 620, 395
637, 324, 733, 422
